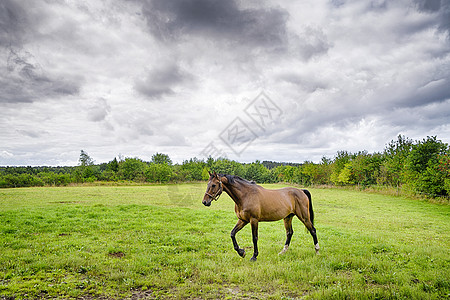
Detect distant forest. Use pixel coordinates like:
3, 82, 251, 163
1, 135, 449, 198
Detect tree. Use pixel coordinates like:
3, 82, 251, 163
440, 154, 450, 195
301, 161, 330, 185
335, 163, 353, 185
75, 150, 97, 182
151, 153, 172, 165
107, 158, 119, 172
145, 164, 173, 183
330, 151, 354, 185
118, 158, 147, 181
380, 135, 413, 189
350, 151, 382, 187
273, 165, 295, 183
180, 158, 206, 181
244, 161, 273, 183
211, 158, 245, 176
79, 150, 94, 166
201, 167, 210, 180
405, 136, 449, 196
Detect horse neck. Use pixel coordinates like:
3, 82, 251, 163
222, 180, 252, 206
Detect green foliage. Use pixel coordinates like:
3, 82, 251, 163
404, 136, 449, 196
330, 151, 354, 185
350, 151, 382, 187
407, 136, 446, 173
301, 160, 330, 185
107, 157, 119, 172
38, 172, 73, 186
1, 136, 449, 198
99, 170, 117, 181
211, 158, 245, 176
118, 158, 147, 181
283, 165, 297, 182
145, 163, 173, 183
201, 167, 210, 180
244, 160, 273, 183
179, 158, 205, 181
332, 163, 353, 185
441, 154, 450, 195
79, 150, 94, 166
0, 173, 44, 188
75, 150, 99, 183
151, 153, 172, 165
381, 135, 413, 187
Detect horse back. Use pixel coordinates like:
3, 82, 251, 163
253, 186, 304, 221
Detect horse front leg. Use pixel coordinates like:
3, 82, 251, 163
231, 219, 248, 258
250, 219, 259, 261
279, 215, 294, 255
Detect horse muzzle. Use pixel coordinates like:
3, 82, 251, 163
202, 195, 212, 206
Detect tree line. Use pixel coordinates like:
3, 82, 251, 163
1, 136, 448, 198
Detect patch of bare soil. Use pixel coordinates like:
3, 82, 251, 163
108, 251, 125, 258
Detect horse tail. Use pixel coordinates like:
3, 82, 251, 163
302, 189, 314, 226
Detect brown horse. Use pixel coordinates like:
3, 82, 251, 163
202, 171, 319, 261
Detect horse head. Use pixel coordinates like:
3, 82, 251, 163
202, 171, 223, 206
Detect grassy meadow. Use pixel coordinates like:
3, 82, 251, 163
0, 184, 449, 299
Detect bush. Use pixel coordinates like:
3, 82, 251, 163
145, 163, 173, 183
118, 158, 147, 181
180, 158, 205, 181
405, 137, 449, 196
211, 159, 245, 176
38, 172, 73, 186
1, 136, 448, 199
244, 161, 274, 183
0, 174, 44, 188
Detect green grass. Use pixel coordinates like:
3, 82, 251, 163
0, 184, 449, 299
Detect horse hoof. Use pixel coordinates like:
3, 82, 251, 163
238, 249, 246, 258
314, 243, 320, 255
279, 245, 288, 255
250, 256, 257, 262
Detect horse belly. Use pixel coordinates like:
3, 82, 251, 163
259, 194, 294, 221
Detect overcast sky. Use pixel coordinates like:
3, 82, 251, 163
1, 0, 449, 166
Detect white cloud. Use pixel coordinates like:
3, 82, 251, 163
0, 151, 13, 159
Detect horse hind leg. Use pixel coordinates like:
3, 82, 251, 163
279, 214, 294, 255
299, 218, 319, 255
294, 194, 319, 254
307, 221, 320, 255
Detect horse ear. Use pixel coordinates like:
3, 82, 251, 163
208, 171, 212, 176
213, 171, 217, 177
220, 175, 228, 183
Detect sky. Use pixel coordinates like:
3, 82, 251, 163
1, 0, 449, 166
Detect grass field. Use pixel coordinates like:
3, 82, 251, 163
0, 183, 449, 299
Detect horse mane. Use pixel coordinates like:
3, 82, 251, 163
221, 174, 256, 186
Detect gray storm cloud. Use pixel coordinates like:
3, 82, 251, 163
134, 63, 193, 99
0, 0, 449, 165
141, 0, 289, 50
0, 0, 82, 104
